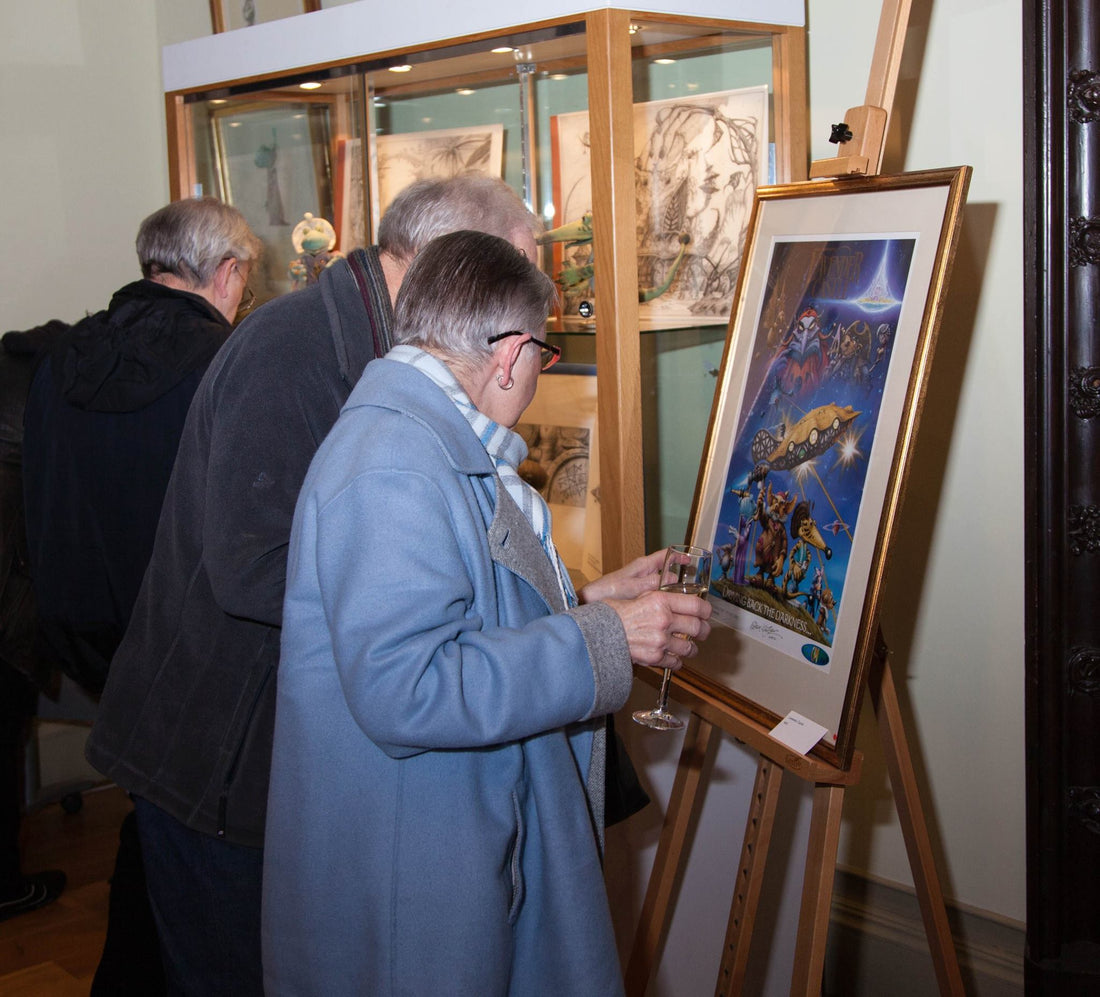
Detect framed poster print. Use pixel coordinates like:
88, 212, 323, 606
550, 85, 769, 329
681, 167, 971, 769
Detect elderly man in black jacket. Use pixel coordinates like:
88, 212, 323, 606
21, 196, 261, 994
23, 198, 261, 696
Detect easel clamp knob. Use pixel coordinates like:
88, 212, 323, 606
829, 122, 854, 144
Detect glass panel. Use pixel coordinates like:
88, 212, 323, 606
182, 20, 601, 579
178, 15, 787, 566
370, 78, 527, 220
364, 25, 589, 253
627, 23, 777, 550
360, 27, 595, 362
191, 77, 362, 305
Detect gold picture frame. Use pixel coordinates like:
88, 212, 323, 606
679, 166, 971, 769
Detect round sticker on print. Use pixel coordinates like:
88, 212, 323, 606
801, 644, 829, 666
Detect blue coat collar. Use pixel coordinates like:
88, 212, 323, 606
348, 358, 565, 610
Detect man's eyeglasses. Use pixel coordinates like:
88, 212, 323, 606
233, 265, 256, 317
237, 285, 256, 317
486, 331, 561, 371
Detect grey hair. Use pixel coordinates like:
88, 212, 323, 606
378, 176, 541, 262
136, 197, 263, 287
393, 230, 557, 374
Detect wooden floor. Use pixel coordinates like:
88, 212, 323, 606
0, 784, 130, 996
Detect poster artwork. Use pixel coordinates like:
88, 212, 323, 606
707, 235, 918, 667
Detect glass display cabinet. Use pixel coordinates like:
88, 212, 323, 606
161, 0, 808, 577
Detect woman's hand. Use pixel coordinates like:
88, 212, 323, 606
603, 588, 712, 672
578, 549, 667, 604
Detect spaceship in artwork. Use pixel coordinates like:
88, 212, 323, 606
749, 402, 861, 472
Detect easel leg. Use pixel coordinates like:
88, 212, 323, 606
869, 643, 965, 996
791, 783, 845, 997
625, 713, 717, 997
714, 756, 784, 997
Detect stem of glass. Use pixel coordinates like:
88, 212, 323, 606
655, 667, 673, 711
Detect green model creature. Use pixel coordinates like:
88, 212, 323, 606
537, 212, 692, 303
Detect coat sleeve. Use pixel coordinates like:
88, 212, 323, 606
310, 464, 633, 757
200, 325, 347, 628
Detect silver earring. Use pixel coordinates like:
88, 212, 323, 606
497, 374, 513, 390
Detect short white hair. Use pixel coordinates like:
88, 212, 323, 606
378, 176, 541, 262
393, 230, 556, 374
137, 197, 262, 287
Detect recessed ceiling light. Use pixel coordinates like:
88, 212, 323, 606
491, 46, 514, 54
549, 74, 568, 81
388, 65, 412, 73
628, 24, 643, 34
456, 88, 475, 95
209, 98, 227, 105
654, 57, 676, 65
299, 81, 322, 90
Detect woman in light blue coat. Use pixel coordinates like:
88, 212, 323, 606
262, 231, 712, 996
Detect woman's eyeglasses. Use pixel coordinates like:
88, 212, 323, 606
486, 331, 561, 371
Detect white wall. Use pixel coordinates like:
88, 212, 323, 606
609, 0, 1025, 992
0, 1, 217, 334
0, 1, 166, 331
156, 1, 218, 48
810, 0, 1025, 919
821, 0, 1025, 919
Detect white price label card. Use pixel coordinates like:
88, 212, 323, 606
769, 711, 828, 755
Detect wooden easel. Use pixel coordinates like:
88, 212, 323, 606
808, 0, 913, 179
623, 1, 965, 992
623, 631, 964, 995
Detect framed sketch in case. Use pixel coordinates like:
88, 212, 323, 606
550, 85, 769, 329
375, 124, 505, 216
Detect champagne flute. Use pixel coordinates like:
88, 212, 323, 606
632, 544, 713, 731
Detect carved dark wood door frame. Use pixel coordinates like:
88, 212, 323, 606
1024, 1, 1100, 992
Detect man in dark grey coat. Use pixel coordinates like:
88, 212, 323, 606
85, 177, 541, 996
